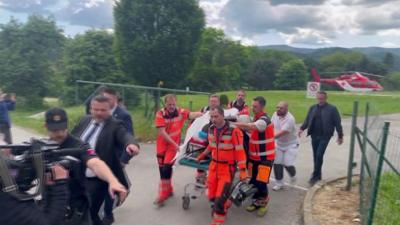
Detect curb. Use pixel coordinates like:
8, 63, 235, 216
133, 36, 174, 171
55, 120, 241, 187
302, 176, 348, 225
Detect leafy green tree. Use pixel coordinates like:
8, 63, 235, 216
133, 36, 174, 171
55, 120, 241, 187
274, 59, 307, 90
62, 30, 129, 105
319, 51, 387, 76
113, 0, 205, 88
187, 28, 249, 91
245, 49, 297, 90
383, 52, 394, 69
319, 52, 363, 74
0, 15, 65, 107
383, 71, 400, 90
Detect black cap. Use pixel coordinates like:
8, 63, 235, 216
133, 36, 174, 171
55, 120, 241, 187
45, 107, 68, 131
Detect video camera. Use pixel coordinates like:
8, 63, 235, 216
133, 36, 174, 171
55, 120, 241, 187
0, 138, 82, 199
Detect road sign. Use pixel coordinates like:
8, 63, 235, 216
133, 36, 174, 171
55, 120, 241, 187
307, 82, 320, 98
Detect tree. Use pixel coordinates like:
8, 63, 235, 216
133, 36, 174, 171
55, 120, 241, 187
274, 59, 307, 90
186, 28, 249, 91
62, 30, 132, 105
113, 0, 205, 88
245, 49, 298, 90
383, 71, 400, 90
383, 52, 394, 69
0, 15, 65, 106
319, 51, 387, 76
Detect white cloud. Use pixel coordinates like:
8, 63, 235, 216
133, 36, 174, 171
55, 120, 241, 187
199, 0, 229, 30
380, 42, 400, 48
1, 0, 400, 47
378, 29, 400, 37
279, 28, 332, 45
200, 0, 400, 46
85, 0, 105, 8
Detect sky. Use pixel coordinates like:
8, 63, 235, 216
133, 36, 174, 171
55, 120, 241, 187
1, 0, 400, 48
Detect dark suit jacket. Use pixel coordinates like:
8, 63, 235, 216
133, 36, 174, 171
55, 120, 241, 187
300, 103, 343, 139
113, 106, 135, 163
71, 115, 139, 189
113, 106, 134, 135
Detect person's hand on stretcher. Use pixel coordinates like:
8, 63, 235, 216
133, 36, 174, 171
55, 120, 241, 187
196, 149, 210, 162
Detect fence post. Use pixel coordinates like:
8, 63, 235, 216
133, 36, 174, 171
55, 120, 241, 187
144, 91, 149, 117
346, 101, 358, 190
75, 81, 79, 105
189, 100, 193, 111
367, 122, 390, 225
122, 87, 126, 105
359, 102, 370, 212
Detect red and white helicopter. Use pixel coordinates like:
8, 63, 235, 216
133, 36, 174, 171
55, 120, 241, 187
311, 68, 384, 92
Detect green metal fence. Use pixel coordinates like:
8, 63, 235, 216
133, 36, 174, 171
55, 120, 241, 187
347, 101, 400, 225
74, 80, 211, 117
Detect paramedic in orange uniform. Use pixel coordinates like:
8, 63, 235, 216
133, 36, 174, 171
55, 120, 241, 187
228, 90, 250, 116
154, 94, 202, 206
234, 96, 275, 217
197, 106, 248, 225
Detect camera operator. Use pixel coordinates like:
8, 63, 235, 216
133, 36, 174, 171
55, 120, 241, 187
0, 163, 69, 225
44, 108, 128, 225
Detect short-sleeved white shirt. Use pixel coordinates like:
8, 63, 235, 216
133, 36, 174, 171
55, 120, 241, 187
254, 118, 267, 132
271, 111, 298, 149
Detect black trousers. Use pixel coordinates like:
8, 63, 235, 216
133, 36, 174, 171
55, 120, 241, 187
86, 178, 108, 225
62, 198, 90, 225
311, 136, 331, 180
0, 123, 12, 144
103, 193, 114, 218
249, 160, 273, 201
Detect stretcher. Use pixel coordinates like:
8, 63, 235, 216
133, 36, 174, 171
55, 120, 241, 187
178, 138, 210, 210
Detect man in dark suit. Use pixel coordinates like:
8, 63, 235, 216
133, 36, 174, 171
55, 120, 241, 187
101, 87, 135, 224
299, 91, 343, 186
71, 95, 140, 225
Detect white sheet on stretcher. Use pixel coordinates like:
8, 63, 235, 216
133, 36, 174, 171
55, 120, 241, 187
173, 108, 239, 161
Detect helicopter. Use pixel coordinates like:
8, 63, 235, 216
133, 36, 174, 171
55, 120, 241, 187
311, 68, 384, 92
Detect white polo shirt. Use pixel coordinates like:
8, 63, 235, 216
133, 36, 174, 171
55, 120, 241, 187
271, 111, 298, 149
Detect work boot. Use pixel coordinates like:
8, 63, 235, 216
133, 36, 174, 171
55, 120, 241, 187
257, 205, 269, 217
153, 179, 171, 207
245, 204, 258, 212
210, 213, 225, 225
256, 197, 270, 217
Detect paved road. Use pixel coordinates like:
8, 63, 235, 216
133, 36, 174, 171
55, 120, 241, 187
10, 113, 400, 225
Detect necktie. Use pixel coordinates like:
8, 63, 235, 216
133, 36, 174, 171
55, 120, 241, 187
83, 122, 100, 143
84, 122, 100, 178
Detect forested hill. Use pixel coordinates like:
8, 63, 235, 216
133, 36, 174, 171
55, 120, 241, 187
260, 45, 400, 70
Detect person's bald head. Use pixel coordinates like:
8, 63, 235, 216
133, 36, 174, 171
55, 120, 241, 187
276, 101, 289, 116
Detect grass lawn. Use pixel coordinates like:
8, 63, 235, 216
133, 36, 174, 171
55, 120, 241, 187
10, 90, 400, 141
373, 172, 400, 225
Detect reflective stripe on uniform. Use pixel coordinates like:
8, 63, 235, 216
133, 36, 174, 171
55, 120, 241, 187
209, 142, 217, 148
218, 143, 234, 149
234, 144, 244, 151
250, 150, 275, 156
168, 130, 181, 137
221, 135, 232, 141
249, 138, 274, 145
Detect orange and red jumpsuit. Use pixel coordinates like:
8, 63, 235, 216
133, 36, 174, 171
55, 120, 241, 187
206, 121, 247, 224
154, 107, 190, 201
248, 112, 275, 206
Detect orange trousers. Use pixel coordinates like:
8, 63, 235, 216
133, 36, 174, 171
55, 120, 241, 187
207, 162, 235, 216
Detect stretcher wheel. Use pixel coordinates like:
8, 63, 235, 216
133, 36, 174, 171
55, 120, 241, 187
182, 195, 190, 210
